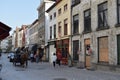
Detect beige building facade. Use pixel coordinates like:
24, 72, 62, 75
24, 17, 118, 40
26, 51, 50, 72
47, 0, 71, 64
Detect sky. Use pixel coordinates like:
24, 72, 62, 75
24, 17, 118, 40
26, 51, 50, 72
0, 0, 40, 35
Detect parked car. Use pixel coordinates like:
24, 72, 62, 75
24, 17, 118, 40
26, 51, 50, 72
8, 52, 15, 62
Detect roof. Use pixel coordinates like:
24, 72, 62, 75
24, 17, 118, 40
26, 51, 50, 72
0, 22, 11, 40
46, 0, 62, 12
46, 3, 56, 12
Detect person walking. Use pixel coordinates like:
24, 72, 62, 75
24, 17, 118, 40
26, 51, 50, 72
30, 51, 34, 62
35, 48, 40, 63
52, 53, 57, 67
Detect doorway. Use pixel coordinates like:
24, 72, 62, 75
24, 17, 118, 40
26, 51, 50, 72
84, 38, 91, 68
117, 35, 120, 65
98, 37, 109, 63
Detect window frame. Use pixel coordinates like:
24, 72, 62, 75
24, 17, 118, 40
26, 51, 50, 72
54, 12, 56, 18
97, 1, 109, 30
50, 15, 52, 21
58, 22, 62, 37
50, 26, 52, 39
72, 0, 81, 7
83, 9, 91, 33
117, 0, 120, 24
64, 4, 68, 11
73, 14, 79, 35
64, 18, 68, 35
58, 8, 62, 16
54, 24, 56, 38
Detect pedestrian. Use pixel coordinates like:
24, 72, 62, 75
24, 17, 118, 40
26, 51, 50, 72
52, 53, 57, 67
35, 48, 40, 63
30, 51, 34, 62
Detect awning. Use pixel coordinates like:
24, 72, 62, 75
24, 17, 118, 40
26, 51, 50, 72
0, 22, 11, 40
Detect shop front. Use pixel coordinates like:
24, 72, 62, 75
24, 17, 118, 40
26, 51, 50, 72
56, 38, 69, 65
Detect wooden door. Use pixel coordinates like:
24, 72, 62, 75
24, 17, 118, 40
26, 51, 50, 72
85, 39, 91, 68
98, 37, 109, 63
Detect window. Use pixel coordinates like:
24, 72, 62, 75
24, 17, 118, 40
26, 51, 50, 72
54, 24, 56, 38
54, 12, 56, 18
84, 9, 91, 33
98, 2, 108, 30
58, 22, 62, 37
117, 0, 120, 24
50, 26, 52, 39
58, 8, 61, 15
64, 4, 68, 11
50, 15, 52, 21
64, 19, 68, 35
73, 14, 79, 34
72, 0, 80, 6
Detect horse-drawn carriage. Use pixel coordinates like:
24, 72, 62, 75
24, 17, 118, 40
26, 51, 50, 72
13, 47, 28, 67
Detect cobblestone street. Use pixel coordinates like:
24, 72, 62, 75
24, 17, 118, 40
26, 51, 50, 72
0, 54, 120, 80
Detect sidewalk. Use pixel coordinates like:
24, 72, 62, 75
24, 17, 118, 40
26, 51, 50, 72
26, 62, 120, 80
0, 53, 120, 80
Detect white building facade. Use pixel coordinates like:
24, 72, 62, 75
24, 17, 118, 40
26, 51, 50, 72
46, 3, 56, 63
71, 0, 120, 71
37, 0, 55, 61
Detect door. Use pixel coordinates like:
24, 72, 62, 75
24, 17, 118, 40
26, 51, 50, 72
117, 35, 120, 65
85, 39, 91, 68
73, 40, 79, 61
98, 37, 109, 63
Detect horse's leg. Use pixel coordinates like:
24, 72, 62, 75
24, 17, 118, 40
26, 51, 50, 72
15, 62, 16, 66
12, 59, 14, 65
21, 61, 24, 67
14, 59, 16, 66
26, 60, 28, 67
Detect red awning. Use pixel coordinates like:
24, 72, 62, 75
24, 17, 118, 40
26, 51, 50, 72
0, 22, 11, 40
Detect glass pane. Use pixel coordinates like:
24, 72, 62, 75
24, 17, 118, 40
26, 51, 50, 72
103, 2, 107, 10
100, 13, 104, 22
98, 2, 107, 11
118, 0, 120, 4
118, 7, 120, 23
75, 21, 79, 33
98, 4, 103, 11
98, 13, 104, 27
104, 11, 108, 26
73, 14, 79, 21
85, 10, 90, 17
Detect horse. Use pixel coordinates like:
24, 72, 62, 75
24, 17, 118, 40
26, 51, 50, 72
20, 52, 28, 67
13, 47, 28, 68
